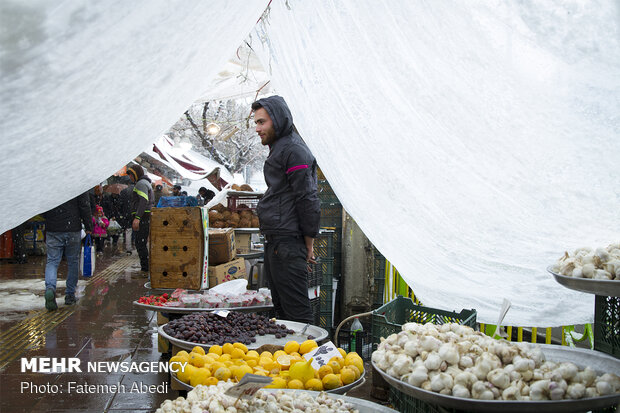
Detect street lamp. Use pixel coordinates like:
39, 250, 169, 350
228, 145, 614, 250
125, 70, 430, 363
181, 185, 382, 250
206, 122, 221, 136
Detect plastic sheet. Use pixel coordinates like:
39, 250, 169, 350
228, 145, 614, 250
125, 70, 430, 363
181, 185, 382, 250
252, 0, 620, 325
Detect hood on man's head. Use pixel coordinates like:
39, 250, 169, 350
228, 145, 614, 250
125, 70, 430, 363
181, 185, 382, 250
127, 164, 144, 180
254, 95, 294, 139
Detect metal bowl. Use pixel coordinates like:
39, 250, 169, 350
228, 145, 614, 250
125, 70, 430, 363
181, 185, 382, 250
159, 319, 328, 351
171, 372, 368, 397
547, 266, 620, 297
373, 344, 620, 412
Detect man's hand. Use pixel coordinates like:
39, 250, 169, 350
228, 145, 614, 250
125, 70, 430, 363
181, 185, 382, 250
132, 218, 140, 231
304, 236, 317, 264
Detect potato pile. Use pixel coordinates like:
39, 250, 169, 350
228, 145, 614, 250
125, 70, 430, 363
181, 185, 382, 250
208, 204, 259, 228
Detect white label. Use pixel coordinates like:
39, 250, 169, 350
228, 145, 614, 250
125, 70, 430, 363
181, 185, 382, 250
224, 374, 273, 399
212, 310, 230, 318
303, 341, 341, 370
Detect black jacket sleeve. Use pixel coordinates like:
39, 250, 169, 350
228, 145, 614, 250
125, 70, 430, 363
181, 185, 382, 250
78, 192, 93, 232
285, 144, 321, 238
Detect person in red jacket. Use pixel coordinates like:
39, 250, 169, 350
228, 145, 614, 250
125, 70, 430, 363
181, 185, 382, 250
91, 205, 109, 255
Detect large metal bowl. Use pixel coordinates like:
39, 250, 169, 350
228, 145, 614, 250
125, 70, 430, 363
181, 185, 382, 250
171, 372, 368, 396
374, 344, 620, 412
547, 266, 620, 297
159, 319, 328, 351
133, 300, 273, 314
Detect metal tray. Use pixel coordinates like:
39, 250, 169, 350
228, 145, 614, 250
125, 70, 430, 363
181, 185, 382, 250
159, 319, 328, 351
548, 266, 620, 297
133, 300, 273, 314
171, 371, 368, 397
373, 344, 620, 412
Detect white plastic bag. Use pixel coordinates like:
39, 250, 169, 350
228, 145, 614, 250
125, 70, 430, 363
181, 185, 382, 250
210, 278, 247, 296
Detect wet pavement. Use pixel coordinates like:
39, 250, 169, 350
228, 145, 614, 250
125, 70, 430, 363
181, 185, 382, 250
0, 244, 385, 412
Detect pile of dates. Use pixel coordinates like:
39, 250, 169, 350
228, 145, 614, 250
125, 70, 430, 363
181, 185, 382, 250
162, 311, 294, 345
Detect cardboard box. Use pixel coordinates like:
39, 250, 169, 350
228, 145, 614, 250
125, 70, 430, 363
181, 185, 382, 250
208, 228, 236, 265
208, 257, 246, 287
235, 232, 252, 254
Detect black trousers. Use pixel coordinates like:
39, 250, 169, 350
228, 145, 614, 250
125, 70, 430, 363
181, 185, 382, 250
264, 235, 313, 324
134, 214, 150, 271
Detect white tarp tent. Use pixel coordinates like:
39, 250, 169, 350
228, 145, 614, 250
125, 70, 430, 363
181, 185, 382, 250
1, 0, 619, 326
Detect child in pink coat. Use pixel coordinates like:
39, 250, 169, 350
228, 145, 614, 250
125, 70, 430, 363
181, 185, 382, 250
92, 205, 109, 255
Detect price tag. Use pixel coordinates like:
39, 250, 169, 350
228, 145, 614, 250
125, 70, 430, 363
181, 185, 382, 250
303, 341, 341, 370
212, 310, 230, 318
224, 374, 273, 399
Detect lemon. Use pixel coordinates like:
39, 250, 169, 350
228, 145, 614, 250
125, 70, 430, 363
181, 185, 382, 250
191, 353, 208, 367
176, 350, 190, 359
259, 357, 277, 371
329, 356, 345, 369
246, 359, 258, 368
289, 352, 302, 359
340, 367, 357, 385
265, 377, 287, 389
211, 361, 226, 372
245, 350, 260, 361
232, 364, 254, 381
299, 340, 318, 355
205, 353, 219, 362
191, 346, 206, 356
345, 352, 360, 363
214, 366, 232, 381
189, 367, 212, 387
232, 359, 245, 366
284, 340, 300, 354
287, 379, 304, 389
170, 354, 188, 365
209, 345, 223, 356
322, 373, 342, 390
231, 348, 246, 359
205, 376, 219, 386
177, 364, 198, 384
318, 364, 334, 379
232, 342, 248, 353
328, 360, 341, 374
289, 358, 315, 383
305, 378, 323, 391
345, 356, 364, 373
218, 354, 232, 362
253, 370, 267, 376
337, 348, 347, 358
222, 343, 234, 355
273, 350, 287, 360
276, 355, 293, 370
260, 351, 273, 359
347, 365, 361, 380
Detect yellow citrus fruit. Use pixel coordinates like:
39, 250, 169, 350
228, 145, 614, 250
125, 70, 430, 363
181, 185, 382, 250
209, 345, 223, 356
287, 379, 304, 389
169, 354, 188, 365
299, 340, 318, 355
330, 356, 345, 368
322, 373, 342, 390
176, 350, 190, 359
253, 370, 267, 376
189, 353, 206, 367
214, 367, 232, 381
276, 355, 293, 370
305, 378, 323, 391
177, 364, 198, 384
245, 350, 260, 361
224, 361, 233, 368
231, 348, 246, 359
205, 353, 219, 362
328, 360, 341, 374
233, 342, 248, 353
260, 351, 273, 359
345, 352, 360, 363
266, 377, 287, 389
189, 367, 212, 387
340, 367, 357, 385
279, 371, 291, 381
233, 359, 245, 366
273, 350, 287, 360
246, 359, 258, 368
232, 364, 254, 381
218, 354, 232, 362
289, 352, 302, 359
337, 348, 347, 358
205, 376, 219, 386
211, 361, 226, 372
284, 341, 300, 354
259, 357, 277, 371
222, 343, 234, 355
345, 356, 364, 373
318, 364, 334, 379
347, 365, 361, 380
191, 346, 206, 356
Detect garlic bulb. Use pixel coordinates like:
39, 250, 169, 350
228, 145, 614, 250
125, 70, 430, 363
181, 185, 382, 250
553, 242, 620, 280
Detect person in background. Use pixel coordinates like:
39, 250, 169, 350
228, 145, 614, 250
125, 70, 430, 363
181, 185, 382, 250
92, 205, 109, 255
42, 192, 93, 310
251, 95, 321, 324
118, 181, 135, 254
153, 184, 163, 207
172, 185, 182, 196
197, 187, 215, 206
89, 185, 104, 214
128, 164, 154, 274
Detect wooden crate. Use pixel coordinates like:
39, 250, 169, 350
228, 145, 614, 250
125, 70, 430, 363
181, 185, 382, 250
150, 207, 206, 290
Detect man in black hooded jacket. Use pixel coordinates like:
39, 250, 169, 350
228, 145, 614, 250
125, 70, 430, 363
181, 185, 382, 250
252, 95, 320, 323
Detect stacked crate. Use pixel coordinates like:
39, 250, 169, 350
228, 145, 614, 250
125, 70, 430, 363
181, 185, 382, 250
318, 179, 342, 280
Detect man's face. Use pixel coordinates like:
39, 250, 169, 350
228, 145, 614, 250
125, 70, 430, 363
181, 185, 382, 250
254, 107, 276, 146
173, 187, 180, 196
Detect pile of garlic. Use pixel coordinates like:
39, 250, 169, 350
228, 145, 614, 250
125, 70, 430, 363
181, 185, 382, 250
156, 381, 359, 413
371, 322, 620, 401
551, 243, 620, 280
